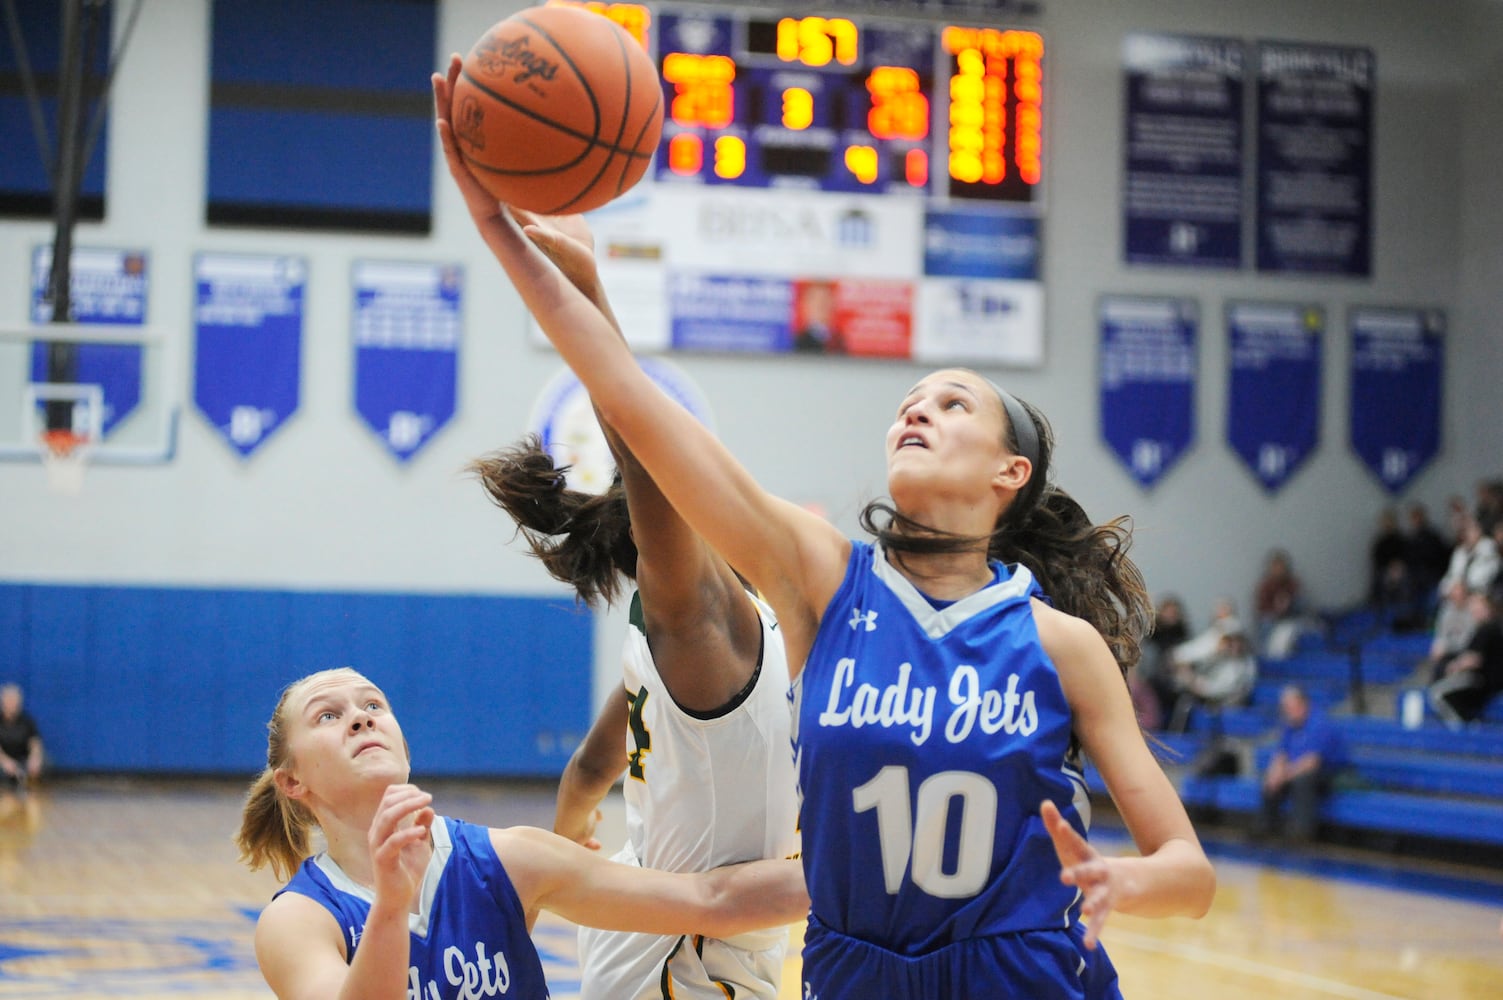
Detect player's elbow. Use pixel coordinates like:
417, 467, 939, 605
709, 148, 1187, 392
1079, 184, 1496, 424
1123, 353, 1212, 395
1186, 856, 1217, 918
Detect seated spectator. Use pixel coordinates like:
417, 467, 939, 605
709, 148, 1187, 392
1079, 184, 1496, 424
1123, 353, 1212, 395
1368, 507, 1413, 620
1167, 604, 1257, 733
1131, 593, 1191, 730
1475, 477, 1503, 537
1439, 514, 1500, 598
1400, 502, 1451, 630
1425, 515, 1501, 673
1428, 583, 1503, 730
1254, 549, 1307, 658
1420, 580, 1480, 683
0, 684, 43, 792
1253, 685, 1348, 843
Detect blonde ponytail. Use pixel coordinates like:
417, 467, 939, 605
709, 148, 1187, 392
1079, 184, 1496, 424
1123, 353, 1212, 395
234, 669, 360, 881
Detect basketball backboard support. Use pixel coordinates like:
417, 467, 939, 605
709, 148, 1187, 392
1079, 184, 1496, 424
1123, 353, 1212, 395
0, 322, 179, 482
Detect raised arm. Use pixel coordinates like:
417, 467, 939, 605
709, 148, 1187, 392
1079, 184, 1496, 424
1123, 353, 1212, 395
494, 825, 808, 939
435, 57, 848, 673
518, 212, 766, 709
255, 785, 436, 1000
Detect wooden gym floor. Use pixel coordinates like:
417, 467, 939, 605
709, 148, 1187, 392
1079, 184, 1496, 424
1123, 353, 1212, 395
1, 777, 1500, 999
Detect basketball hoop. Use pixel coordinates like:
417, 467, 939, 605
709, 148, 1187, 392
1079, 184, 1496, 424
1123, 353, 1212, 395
41, 428, 91, 496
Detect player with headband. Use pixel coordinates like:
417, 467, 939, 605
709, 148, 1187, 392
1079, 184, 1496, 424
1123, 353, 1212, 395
435, 56, 1214, 999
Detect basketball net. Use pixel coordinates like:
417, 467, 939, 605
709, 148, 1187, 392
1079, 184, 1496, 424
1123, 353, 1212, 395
41, 428, 91, 496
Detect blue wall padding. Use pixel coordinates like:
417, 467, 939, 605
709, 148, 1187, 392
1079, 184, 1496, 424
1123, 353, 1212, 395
0, 583, 592, 778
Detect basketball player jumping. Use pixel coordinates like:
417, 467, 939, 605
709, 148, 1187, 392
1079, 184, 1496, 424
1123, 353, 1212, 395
468, 209, 799, 1000
436, 51, 1214, 998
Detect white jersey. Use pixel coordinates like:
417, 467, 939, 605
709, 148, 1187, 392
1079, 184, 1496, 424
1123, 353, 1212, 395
578, 590, 801, 1000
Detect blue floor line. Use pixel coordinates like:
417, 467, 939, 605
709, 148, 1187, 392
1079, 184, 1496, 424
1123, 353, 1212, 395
1090, 824, 1503, 907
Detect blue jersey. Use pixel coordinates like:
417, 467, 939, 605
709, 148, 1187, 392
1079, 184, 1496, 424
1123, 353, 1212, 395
791, 542, 1117, 998
278, 816, 550, 1000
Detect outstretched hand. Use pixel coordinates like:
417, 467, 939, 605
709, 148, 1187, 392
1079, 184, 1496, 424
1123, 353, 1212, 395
369, 784, 436, 910
433, 55, 603, 316
510, 209, 600, 298
1042, 799, 1115, 950
433, 55, 513, 235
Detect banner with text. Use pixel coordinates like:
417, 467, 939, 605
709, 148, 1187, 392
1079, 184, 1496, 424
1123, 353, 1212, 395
1256, 42, 1373, 276
570, 187, 1044, 366
194, 253, 305, 459
352, 260, 462, 463
1350, 307, 1443, 493
29, 245, 148, 436
1099, 295, 1198, 489
1227, 301, 1322, 492
1122, 34, 1245, 269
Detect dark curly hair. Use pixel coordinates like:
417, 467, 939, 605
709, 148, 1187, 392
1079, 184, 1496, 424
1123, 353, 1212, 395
860, 391, 1152, 682
469, 434, 637, 608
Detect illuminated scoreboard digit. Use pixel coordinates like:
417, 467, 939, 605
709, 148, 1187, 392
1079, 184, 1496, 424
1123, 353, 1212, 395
652, 6, 1044, 203
942, 25, 1043, 202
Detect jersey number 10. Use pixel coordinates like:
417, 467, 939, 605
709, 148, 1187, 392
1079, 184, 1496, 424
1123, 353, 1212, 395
853, 765, 997, 899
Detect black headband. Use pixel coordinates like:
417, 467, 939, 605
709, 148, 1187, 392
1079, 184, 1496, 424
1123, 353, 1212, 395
992, 383, 1040, 468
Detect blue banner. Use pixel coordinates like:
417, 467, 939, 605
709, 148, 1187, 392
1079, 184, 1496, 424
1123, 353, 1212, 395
1122, 34, 1245, 269
29, 246, 148, 436
1099, 296, 1198, 488
1350, 307, 1443, 493
669, 274, 793, 353
352, 261, 462, 463
193, 253, 305, 459
1226, 302, 1322, 492
1256, 42, 1373, 276
924, 210, 1040, 280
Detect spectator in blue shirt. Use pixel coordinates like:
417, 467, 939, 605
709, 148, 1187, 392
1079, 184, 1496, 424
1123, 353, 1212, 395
1254, 685, 1347, 843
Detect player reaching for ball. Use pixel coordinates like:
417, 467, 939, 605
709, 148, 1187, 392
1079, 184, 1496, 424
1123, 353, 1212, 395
448, 4, 663, 214
437, 50, 1214, 999
467, 207, 800, 1000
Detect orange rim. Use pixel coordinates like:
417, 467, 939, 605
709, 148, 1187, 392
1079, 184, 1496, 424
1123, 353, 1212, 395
41, 428, 87, 458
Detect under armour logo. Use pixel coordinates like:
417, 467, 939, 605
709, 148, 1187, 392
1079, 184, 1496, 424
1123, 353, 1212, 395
849, 608, 878, 631
804, 985, 819, 1000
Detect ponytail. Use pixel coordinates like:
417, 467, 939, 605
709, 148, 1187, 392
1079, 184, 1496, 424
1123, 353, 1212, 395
235, 767, 314, 883
469, 434, 637, 608
234, 669, 355, 882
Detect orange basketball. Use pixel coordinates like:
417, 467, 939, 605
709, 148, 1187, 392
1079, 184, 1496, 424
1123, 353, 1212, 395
451, 5, 663, 214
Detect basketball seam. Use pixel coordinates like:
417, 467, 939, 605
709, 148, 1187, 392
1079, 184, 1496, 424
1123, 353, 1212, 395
457, 68, 654, 167
548, 20, 641, 214
607, 28, 664, 201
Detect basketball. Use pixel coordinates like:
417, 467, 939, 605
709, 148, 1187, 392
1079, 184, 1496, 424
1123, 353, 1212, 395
450, 5, 664, 214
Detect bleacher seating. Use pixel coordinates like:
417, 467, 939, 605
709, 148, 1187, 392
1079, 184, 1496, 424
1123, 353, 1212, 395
1101, 617, 1503, 859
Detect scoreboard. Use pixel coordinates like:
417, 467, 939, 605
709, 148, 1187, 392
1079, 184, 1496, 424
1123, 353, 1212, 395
652, 9, 1043, 201
539, 2, 1047, 368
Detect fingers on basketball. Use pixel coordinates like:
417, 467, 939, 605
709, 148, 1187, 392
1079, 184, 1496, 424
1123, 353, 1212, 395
451, 5, 664, 214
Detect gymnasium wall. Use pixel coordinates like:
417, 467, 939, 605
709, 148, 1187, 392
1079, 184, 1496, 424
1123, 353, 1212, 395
1, 0, 1500, 775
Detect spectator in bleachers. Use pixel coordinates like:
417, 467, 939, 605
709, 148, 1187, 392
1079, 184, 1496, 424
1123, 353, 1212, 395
1369, 507, 1411, 620
1401, 502, 1452, 628
1254, 684, 1348, 844
1166, 602, 1257, 733
1446, 494, 1470, 538
1420, 581, 1481, 684
1475, 478, 1503, 536
1427, 583, 1503, 730
1446, 513, 1503, 595
1132, 594, 1191, 730
1424, 515, 1500, 676
0, 684, 43, 792
1254, 549, 1307, 658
